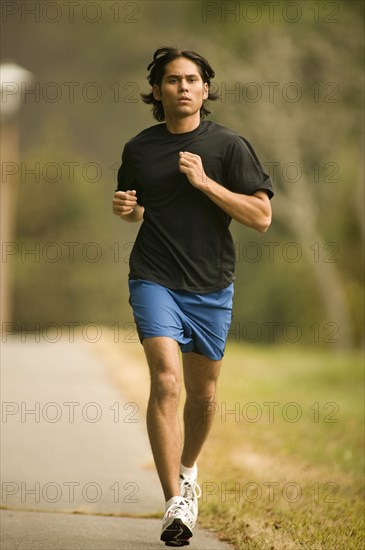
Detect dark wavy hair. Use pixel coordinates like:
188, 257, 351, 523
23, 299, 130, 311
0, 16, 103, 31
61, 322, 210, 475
141, 47, 220, 122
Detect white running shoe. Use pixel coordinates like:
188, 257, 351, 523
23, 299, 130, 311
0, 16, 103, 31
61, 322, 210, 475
179, 472, 202, 529
160, 498, 194, 546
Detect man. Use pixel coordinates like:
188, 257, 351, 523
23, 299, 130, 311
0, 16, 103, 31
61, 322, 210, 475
112, 47, 273, 546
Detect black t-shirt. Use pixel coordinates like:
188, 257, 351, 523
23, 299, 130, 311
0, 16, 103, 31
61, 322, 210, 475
117, 120, 273, 293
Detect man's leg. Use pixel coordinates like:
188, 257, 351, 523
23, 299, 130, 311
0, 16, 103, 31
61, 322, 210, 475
143, 336, 182, 501
180, 352, 221, 468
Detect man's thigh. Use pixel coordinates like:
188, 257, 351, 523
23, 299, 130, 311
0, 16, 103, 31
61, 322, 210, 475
143, 336, 181, 376
182, 352, 221, 399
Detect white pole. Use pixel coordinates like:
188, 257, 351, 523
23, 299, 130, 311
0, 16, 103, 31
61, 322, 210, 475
1, 62, 33, 329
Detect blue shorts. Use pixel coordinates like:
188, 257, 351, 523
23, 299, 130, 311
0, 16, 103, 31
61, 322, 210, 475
128, 279, 234, 361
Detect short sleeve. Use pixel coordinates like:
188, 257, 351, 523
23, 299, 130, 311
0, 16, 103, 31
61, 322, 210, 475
116, 144, 144, 205
223, 136, 273, 199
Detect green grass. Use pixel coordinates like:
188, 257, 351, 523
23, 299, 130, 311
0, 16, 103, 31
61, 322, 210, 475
197, 344, 364, 549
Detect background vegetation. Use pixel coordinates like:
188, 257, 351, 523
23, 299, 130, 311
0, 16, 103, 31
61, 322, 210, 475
2, 0, 363, 350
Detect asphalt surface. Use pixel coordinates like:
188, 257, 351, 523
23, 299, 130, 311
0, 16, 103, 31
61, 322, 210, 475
1, 336, 233, 550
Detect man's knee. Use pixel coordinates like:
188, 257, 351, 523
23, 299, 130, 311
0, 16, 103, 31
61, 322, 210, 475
143, 336, 181, 401
150, 370, 181, 402
185, 382, 217, 406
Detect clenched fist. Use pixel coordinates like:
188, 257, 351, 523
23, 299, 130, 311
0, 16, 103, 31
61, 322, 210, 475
179, 151, 208, 189
112, 190, 138, 217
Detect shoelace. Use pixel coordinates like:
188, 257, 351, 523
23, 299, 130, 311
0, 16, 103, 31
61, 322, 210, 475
167, 499, 194, 522
180, 478, 202, 501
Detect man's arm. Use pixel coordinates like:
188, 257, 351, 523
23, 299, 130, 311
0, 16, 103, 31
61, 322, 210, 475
112, 190, 144, 222
179, 151, 271, 233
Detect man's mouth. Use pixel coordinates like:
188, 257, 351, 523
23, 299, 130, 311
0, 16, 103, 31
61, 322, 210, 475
178, 97, 191, 101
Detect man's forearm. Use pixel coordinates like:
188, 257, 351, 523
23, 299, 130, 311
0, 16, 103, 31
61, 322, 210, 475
202, 179, 271, 233
178, 151, 271, 232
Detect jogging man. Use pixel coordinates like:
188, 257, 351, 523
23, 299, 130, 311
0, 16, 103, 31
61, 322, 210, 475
112, 47, 273, 546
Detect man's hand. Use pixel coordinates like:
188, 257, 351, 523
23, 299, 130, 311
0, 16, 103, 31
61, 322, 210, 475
112, 190, 137, 216
179, 151, 208, 189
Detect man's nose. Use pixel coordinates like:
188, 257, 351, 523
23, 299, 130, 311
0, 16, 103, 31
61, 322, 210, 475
179, 79, 189, 91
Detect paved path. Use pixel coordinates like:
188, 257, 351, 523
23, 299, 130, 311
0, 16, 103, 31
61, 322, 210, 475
1, 510, 228, 550
1, 336, 233, 550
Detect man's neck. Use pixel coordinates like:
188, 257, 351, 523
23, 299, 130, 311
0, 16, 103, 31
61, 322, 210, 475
165, 114, 201, 134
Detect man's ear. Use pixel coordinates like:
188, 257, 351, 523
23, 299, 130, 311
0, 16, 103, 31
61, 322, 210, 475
203, 82, 209, 100
152, 84, 162, 101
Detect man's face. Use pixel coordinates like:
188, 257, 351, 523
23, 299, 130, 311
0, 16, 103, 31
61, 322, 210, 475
152, 57, 209, 120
